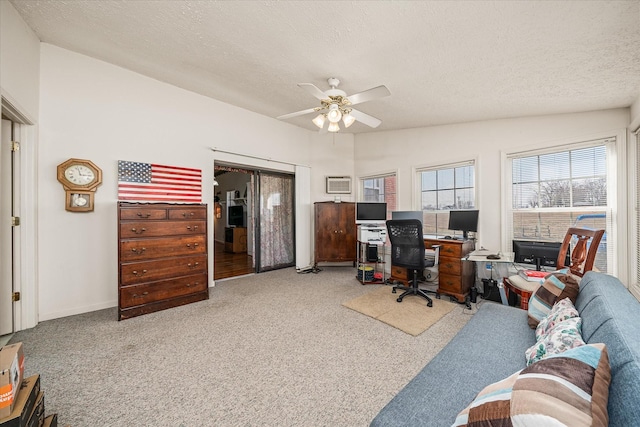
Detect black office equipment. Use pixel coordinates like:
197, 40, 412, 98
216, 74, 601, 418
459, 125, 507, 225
386, 219, 434, 307
512, 240, 569, 270
356, 202, 387, 225
366, 244, 378, 262
448, 209, 479, 240
228, 205, 244, 227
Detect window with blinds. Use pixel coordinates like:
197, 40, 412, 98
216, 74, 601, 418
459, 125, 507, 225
360, 173, 397, 219
507, 140, 612, 272
417, 161, 475, 237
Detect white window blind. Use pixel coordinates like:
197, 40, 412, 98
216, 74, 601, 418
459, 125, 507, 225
506, 138, 614, 273
417, 160, 476, 237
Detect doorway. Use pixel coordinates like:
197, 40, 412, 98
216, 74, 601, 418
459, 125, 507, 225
213, 164, 295, 280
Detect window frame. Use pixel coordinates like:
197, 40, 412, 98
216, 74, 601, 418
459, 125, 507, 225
358, 171, 397, 219
415, 160, 476, 237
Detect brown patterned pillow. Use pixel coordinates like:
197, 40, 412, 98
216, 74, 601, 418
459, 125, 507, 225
453, 343, 610, 427
527, 271, 580, 328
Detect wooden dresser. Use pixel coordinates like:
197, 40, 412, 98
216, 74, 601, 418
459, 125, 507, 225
314, 201, 356, 267
118, 202, 209, 320
424, 237, 475, 303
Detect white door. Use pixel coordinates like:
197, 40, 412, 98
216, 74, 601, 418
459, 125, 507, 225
0, 119, 15, 335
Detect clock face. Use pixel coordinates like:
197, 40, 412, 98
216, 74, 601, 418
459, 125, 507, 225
64, 165, 96, 186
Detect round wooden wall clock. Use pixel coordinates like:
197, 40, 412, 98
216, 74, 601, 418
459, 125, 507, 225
56, 158, 103, 212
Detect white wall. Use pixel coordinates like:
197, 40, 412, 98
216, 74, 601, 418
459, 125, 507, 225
354, 109, 629, 254
38, 44, 347, 320
0, 1, 40, 121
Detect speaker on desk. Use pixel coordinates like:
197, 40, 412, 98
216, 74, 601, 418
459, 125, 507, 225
366, 244, 378, 262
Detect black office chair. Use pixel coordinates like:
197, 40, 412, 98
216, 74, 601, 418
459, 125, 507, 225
386, 219, 433, 307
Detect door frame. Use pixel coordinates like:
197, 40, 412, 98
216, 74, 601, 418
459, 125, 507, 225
1, 96, 38, 331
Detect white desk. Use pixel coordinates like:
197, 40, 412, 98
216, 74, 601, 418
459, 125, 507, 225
465, 249, 514, 305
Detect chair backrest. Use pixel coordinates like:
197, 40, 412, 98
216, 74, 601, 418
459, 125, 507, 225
556, 227, 605, 277
386, 219, 425, 270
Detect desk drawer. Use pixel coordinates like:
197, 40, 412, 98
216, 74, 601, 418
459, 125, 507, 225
438, 244, 463, 258
438, 274, 460, 292
439, 257, 462, 275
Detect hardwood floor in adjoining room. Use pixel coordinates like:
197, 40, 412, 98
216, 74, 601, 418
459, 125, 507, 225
214, 241, 254, 280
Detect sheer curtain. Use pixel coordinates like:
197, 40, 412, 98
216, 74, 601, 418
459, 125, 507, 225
258, 172, 295, 271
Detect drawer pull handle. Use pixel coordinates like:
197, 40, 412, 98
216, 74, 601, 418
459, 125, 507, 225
186, 282, 199, 288
186, 243, 199, 249
132, 291, 149, 298
136, 212, 151, 218
131, 227, 146, 234
132, 269, 148, 276
186, 225, 199, 231
187, 262, 200, 269
182, 212, 194, 218
131, 247, 146, 254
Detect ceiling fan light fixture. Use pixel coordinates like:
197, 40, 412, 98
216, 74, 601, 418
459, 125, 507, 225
328, 122, 340, 132
327, 104, 342, 123
342, 113, 355, 128
312, 114, 326, 129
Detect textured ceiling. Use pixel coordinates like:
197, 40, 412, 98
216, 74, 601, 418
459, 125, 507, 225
9, 0, 640, 133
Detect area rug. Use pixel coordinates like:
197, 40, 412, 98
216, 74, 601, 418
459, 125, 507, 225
342, 286, 457, 336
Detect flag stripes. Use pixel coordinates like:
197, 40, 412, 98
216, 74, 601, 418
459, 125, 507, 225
118, 161, 202, 202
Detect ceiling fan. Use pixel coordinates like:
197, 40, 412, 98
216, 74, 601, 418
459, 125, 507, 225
277, 78, 391, 132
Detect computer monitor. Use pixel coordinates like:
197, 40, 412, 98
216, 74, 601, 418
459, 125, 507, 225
391, 210, 423, 223
448, 209, 479, 240
513, 240, 569, 270
355, 202, 387, 225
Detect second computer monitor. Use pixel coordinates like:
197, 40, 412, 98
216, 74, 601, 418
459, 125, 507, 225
391, 210, 423, 224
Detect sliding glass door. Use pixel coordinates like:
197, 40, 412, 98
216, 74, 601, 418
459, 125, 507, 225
256, 172, 295, 271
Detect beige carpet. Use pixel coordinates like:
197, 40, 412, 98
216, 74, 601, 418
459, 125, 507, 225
342, 286, 457, 336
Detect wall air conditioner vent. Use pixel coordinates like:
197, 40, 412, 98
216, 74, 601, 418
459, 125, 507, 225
326, 176, 352, 194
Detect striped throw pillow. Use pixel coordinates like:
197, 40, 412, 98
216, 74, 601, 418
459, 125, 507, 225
527, 271, 579, 328
453, 343, 610, 427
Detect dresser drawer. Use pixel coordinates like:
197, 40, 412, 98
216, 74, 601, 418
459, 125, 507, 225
120, 254, 207, 284
120, 235, 206, 261
168, 207, 207, 220
120, 220, 206, 238
438, 257, 462, 275
120, 274, 207, 308
120, 208, 167, 221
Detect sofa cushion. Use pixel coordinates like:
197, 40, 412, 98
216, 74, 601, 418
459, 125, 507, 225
525, 316, 585, 365
369, 303, 534, 427
453, 343, 611, 427
575, 272, 640, 426
534, 297, 579, 340
527, 271, 580, 328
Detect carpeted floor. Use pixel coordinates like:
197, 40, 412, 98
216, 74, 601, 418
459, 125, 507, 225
343, 287, 457, 336
10, 267, 475, 426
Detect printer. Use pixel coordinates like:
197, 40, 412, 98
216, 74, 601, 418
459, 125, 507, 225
357, 224, 387, 244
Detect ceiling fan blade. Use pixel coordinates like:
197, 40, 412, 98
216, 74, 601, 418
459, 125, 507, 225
277, 107, 318, 120
349, 109, 382, 128
298, 83, 329, 101
347, 85, 391, 106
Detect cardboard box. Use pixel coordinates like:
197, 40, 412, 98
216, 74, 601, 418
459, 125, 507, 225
42, 414, 57, 427
25, 392, 43, 427
0, 375, 40, 427
0, 343, 25, 418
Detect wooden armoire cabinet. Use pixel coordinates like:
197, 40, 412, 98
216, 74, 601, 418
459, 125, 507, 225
314, 201, 356, 267
118, 202, 209, 320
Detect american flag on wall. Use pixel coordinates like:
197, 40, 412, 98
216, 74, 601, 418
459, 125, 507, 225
118, 161, 202, 202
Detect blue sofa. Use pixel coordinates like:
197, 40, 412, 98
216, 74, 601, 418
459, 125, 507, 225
370, 272, 640, 426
